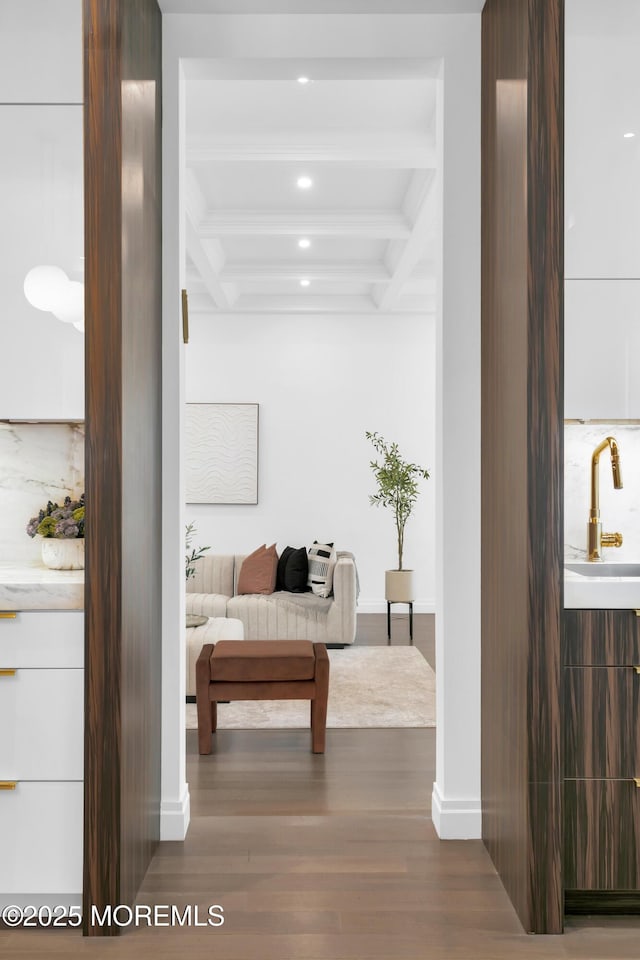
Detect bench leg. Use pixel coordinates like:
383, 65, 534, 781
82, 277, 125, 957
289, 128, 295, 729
311, 643, 330, 753
197, 695, 212, 755
196, 642, 215, 755
211, 700, 217, 732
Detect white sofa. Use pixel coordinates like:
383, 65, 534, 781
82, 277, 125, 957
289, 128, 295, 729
186, 552, 358, 647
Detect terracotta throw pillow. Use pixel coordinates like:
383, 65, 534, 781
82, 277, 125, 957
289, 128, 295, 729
237, 543, 278, 595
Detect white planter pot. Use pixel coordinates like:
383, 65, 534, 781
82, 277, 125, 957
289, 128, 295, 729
41, 538, 85, 571
385, 569, 415, 603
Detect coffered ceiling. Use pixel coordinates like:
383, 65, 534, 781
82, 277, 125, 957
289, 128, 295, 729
183, 58, 440, 315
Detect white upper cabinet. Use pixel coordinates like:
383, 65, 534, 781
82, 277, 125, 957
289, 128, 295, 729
0, 106, 84, 420
0, 0, 83, 421
565, 1, 640, 279
564, 279, 640, 420
565, 0, 640, 419
0, 1, 81, 104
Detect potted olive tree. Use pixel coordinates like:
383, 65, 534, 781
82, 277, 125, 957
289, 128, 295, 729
365, 431, 430, 603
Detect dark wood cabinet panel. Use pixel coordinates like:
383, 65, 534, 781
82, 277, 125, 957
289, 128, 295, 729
564, 779, 640, 890
564, 609, 640, 666
564, 667, 640, 778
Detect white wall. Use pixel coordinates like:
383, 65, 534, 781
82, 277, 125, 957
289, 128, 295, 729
163, 11, 481, 842
185, 311, 435, 611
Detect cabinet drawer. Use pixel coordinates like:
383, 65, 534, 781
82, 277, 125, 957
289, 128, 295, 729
0, 668, 83, 780
565, 779, 640, 890
564, 666, 640, 778
0, 781, 82, 897
0, 611, 83, 668
564, 609, 640, 665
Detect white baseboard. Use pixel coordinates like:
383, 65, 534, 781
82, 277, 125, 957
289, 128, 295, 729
160, 785, 191, 840
357, 599, 435, 615
431, 782, 481, 839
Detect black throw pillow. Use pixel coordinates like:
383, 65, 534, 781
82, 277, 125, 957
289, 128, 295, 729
276, 545, 310, 593
276, 546, 294, 591
282, 546, 310, 593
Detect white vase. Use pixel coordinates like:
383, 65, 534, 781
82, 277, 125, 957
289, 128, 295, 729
41, 538, 85, 571
385, 569, 415, 603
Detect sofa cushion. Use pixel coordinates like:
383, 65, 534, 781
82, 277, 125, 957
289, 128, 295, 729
237, 543, 278, 595
210, 639, 316, 682
186, 592, 229, 619
307, 541, 337, 598
276, 545, 309, 593
186, 554, 234, 598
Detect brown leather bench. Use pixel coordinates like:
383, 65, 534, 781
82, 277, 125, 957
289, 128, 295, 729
195, 639, 330, 754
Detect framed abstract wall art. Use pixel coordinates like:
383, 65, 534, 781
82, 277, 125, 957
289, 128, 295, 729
185, 403, 258, 504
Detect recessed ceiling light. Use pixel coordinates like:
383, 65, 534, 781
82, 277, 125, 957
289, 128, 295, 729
300, 279, 310, 287
624, 131, 636, 138
296, 176, 313, 190
297, 76, 310, 85
298, 238, 311, 249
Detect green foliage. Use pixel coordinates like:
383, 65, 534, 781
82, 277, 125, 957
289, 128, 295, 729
26, 493, 85, 539
36, 516, 58, 538
185, 522, 210, 581
365, 431, 430, 571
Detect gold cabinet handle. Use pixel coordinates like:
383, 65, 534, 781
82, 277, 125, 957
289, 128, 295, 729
0, 782, 17, 790
0, 669, 16, 677
0, 612, 16, 619
634, 779, 640, 788
633, 666, 640, 675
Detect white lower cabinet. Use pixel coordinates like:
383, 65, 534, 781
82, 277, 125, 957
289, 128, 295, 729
0, 782, 83, 899
0, 668, 83, 780
0, 610, 83, 906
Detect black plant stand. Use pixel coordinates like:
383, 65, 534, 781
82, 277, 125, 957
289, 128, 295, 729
387, 601, 413, 645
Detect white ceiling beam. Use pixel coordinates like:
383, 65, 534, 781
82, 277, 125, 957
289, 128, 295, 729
220, 261, 391, 283
184, 168, 208, 227
376, 171, 437, 313
198, 210, 411, 239
185, 217, 237, 310
184, 283, 432, 316
187, 138, 437, 170
232, 294, 378, 313
184, 170, 240, 307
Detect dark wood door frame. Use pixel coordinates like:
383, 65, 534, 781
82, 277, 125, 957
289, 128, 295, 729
481, 0, 564, 935
83, 0, 163, 935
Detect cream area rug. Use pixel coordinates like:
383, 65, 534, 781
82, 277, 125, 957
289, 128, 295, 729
185, 646, 435, 729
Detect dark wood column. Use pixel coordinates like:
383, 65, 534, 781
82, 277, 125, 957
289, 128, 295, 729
83, 0, 162, 935
481, 0, 564, 935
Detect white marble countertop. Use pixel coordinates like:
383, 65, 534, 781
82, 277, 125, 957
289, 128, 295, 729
565, 564, 640, 609
0, 562, 84, 610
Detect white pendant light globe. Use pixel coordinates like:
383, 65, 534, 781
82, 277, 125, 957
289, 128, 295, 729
23, 265, 68, 312
24, 265, 85, 332
54, 280, 84, 325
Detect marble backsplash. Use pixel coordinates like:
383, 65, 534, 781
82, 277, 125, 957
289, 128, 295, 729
565, 422, 640, 561
0, 421, 84, 564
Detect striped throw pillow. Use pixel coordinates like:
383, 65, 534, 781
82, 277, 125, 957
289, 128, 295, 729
307, 541, 337, 598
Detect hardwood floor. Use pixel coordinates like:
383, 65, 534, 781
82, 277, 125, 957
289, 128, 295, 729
356, 611, 435, 669
4, 614, 640, 955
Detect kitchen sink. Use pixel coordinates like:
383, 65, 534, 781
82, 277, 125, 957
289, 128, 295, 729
565, 562, 640, 578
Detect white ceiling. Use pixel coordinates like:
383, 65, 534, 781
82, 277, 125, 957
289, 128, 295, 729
184, 58, 440, 315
